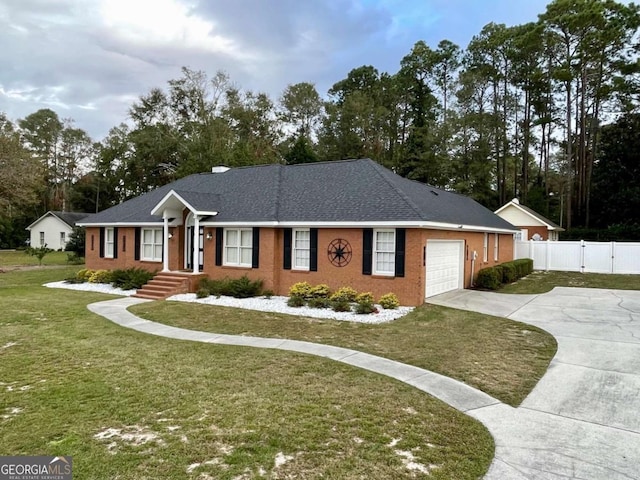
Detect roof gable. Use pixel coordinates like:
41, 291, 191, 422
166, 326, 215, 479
27, 211, 87, 230
495, 200, 563, 231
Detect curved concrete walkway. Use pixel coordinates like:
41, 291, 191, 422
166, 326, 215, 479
88, 288, 640, 480
88, 297, 499, 413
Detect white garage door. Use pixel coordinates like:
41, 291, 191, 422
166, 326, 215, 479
425, 240, 464, 298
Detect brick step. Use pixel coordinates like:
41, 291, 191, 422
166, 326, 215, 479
134, 272, 192, 300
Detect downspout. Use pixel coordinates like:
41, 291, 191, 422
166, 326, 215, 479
470, 250, 478, 287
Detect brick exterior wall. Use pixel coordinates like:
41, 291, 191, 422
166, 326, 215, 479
85, 225, 515, 306
522, 225, 549, 240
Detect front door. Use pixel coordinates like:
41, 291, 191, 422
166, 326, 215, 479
185, 214, 204, 270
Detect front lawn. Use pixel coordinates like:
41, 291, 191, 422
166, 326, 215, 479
131, 299, 556, 407
0, 268, 494, 479
499, 270, 640, 294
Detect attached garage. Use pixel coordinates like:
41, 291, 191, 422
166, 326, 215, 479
425, 240, 464, 298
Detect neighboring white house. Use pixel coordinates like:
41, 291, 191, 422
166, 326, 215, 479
26, 211, 87, 250
495, 198, 564, 241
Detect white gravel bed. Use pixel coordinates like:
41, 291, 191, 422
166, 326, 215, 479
167, 293, 414, 323
44, 281, 413, 323
44, 281, 137, 296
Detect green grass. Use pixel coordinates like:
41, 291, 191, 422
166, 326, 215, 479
0, 249, 77, 267
131, 301, 556, 407
499, 270, 640, 294
0, 268, 494, 479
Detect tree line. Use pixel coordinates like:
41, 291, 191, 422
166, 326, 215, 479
2, 0, 640, 247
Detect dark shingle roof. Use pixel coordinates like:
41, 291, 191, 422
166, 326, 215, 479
51, 211, 88, 227
79, 159, 516, 231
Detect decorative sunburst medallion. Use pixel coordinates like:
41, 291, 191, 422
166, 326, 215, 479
327, 238, 352, 267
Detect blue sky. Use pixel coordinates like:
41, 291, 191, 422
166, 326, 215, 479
0, 0, 552, 139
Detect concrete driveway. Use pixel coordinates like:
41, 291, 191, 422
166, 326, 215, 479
429, 287, 640, 479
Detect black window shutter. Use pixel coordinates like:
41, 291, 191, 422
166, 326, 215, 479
310, 228, 318, 272
283, 228, 292, 270
113, 227, 119, 259
252, 227, 260, 268
362, 228, 373, 275
215, 227, 223, 266
99, 227, 105, 258
134, 227, 141, 261
395, 228, 406, 278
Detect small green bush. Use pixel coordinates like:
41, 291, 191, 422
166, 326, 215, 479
378, 293, 400, 309
309, 284, 331, 299
229, 275, 263, 298
66, 252, 84, 265
198, 276, 263, 298
88, 269, 113, 284
111, 268, 155, 290
330, 286, 358, 303
331, 300, 352, 312
355, 300, 377, 314
263, 289, 275, 299
196, 288, 210, 299
289, 282, 313, 299
287, 296, 305, 307
307, 297, 331, 309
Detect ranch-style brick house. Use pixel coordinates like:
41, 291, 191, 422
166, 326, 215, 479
78, 159, 518, 306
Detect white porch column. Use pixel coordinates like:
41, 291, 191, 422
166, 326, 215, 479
162, 216, 170, 272
192, 214, 200, 274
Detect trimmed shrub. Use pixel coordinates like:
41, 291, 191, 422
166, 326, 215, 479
513, 258, 534, 277
76, 269, 93, 282
307, 297, 331, 309
289, 282, 313, 299
355, 300, 377, 314
476, 258, 534, 290
476, 267, 502, 290
287, 296, 305, 307
196, 288, 210, 299
88, 269, 113, 284
378, 293, 400, 309
330, 286, 358, 303
500, 263, 517, 284
309, 284, 331, 299
263, 289, 275, 299
355, 292, 374, 304
331, 300, 352, 313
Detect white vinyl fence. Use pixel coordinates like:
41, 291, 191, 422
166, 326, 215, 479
514, 240, 640, 274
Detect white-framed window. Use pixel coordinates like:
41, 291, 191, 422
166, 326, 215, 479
373, 229, 395, 276
39, 232, 45, 246
292, 229, 310, 270
141, 228, 163, 262
494, 233, 499, 261
483, 232, 488, 262
105, 228, 115, 258
60, 232, 66, 246
224, 228, 252, 267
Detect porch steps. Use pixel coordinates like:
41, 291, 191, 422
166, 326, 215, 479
133, 272, 191, 300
